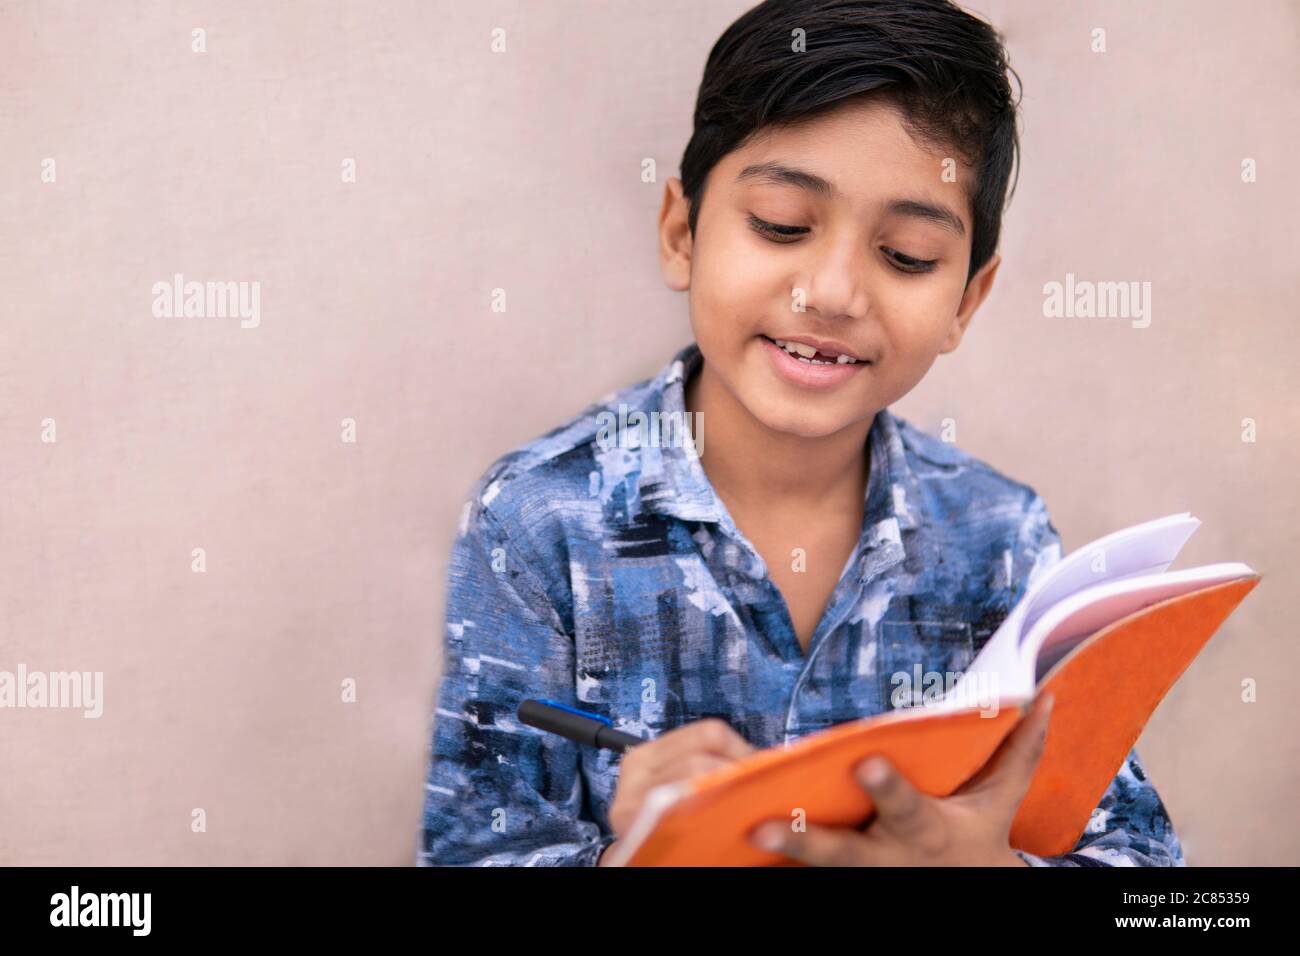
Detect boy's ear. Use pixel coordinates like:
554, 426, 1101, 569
939, 252, 1001, 354
658, 177, 693, 291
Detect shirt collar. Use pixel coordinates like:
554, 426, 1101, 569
627, 343, 921, 567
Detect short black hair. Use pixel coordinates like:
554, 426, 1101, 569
679, 0, 1021, 285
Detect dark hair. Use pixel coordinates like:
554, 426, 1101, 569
679, 0, 1021, 285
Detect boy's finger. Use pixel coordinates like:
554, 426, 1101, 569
980, 693, 1054, 802
644, 752, 733, 787
749, 821, 882, 866
856, 757, 933, 840
957, 693, 1054, 797
644, 718, 756, 769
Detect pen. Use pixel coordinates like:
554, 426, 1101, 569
517, 698, 645, 753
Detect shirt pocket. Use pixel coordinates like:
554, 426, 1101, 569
877, 605, 976, 711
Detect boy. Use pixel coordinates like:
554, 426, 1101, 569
419, 0, 1184, 866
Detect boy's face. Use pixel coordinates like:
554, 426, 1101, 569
659, 96, 1001, 440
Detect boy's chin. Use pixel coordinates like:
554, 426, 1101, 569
744, 396, 870, 441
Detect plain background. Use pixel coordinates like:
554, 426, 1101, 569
1, 0, 1296, 865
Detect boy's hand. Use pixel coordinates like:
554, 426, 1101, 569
747, 692, 1055, 866
599, 718, 756, 866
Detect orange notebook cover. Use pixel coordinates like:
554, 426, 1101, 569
614, 575, 1259, 866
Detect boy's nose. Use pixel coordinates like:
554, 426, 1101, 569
796, 242, 873, 325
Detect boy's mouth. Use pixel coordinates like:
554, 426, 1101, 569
759, 334, 867, 365
758, 334, 870, 391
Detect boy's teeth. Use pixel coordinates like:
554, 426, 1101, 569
769, 337, 859, 365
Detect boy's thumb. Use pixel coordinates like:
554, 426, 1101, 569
962, 693, 1054, 801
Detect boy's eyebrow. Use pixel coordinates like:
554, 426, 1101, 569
735, 161, 967, 239
737, 161, 839, 198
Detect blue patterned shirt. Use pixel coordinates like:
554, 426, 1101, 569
419, 342, 1184, 867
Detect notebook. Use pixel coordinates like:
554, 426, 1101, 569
603, 513, 1260, 866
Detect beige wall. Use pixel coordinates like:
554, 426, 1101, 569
1, 0, 1295, 865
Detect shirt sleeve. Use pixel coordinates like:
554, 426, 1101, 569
1014, 748, 1185, 866
418, 489, 614, 866
1008, 494, 1185, 867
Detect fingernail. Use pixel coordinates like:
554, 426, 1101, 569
752, 824, 783, 851
862, 757, 890, 786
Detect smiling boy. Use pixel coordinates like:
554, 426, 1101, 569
419, 0, 1184, 867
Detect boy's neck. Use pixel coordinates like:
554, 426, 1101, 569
683, 358, 874, 514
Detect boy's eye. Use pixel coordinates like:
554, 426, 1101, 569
882, 246, 938, 274
749, 215, 937, 274
747, 213, 808, 241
